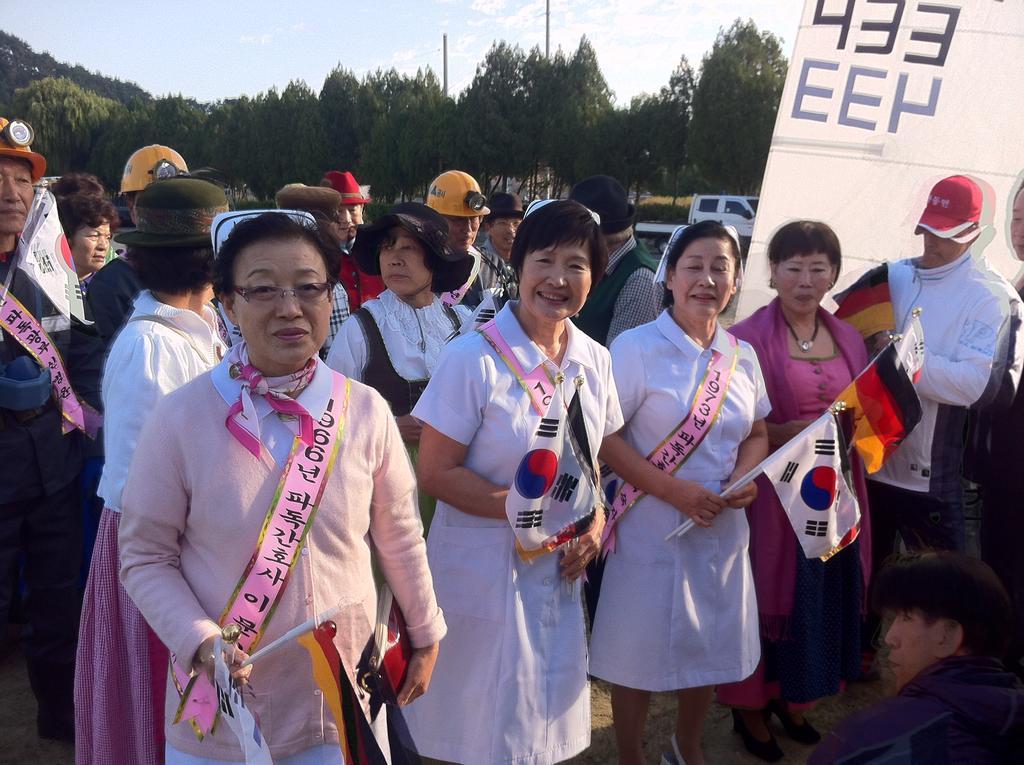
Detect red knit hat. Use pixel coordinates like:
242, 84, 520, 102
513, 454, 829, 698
321, 170, 371, 205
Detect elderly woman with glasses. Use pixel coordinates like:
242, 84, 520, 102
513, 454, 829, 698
119, 212, 445, 764
404, 200, 621, 765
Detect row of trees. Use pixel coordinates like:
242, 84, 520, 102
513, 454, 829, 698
10, 20, 786, 201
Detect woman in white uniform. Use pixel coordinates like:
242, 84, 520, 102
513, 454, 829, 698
404, 200, 623, 764
592, 221, 770, 765
326, 203, 472, 530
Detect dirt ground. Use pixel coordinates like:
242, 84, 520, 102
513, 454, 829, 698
1, 640, 883, 765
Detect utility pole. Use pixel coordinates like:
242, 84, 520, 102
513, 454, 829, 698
545, 0, 550, 59
443, 33, 449, 97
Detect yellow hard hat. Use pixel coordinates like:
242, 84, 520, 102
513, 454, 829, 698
0, 117, 46, 181
426, 170, 490, 217
120, 145, 188, 194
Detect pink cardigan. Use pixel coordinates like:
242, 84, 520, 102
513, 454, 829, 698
119, 369, 445, 761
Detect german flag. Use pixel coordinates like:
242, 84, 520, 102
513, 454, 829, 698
836, 342, 922, 473
298, 621, 387, 765
834, 263, 894, 340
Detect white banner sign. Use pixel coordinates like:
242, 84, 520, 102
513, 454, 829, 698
16, 189, 88, 323
738, 0, 1024, 319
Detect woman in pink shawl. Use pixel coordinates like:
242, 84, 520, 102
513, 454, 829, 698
717, 221, 871, 762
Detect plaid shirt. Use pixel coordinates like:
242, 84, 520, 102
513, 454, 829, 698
320, 282, 352, 359
605, 235, 663, 344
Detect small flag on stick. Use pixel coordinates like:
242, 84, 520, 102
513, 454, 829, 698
760, 411, 861, 560
835, 318, 923, 473
834, 263, 893, 341
298, 621, 387, 765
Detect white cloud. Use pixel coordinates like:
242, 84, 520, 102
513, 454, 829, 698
239, 33, 273, 46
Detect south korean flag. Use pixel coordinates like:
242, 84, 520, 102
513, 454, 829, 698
506, 382, 600, 558
460, 287, 505, 334
761, 411, 861, 560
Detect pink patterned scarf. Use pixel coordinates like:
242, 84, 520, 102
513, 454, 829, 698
224, 342, 317, 458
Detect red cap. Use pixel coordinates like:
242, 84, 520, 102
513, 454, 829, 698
915, 175, 983, 242
321, 170, 370, 205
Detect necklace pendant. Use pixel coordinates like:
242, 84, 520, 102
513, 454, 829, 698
799, 340, 812, 352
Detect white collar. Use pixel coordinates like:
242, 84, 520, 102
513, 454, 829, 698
913, 248, 974, 280
130, 290, 222, 342
655, 308, 732, 357
212, 355, 335, 425
492, 301, 600, 374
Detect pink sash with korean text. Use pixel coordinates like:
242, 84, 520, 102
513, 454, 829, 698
477, 317, 556, 416
601, 334, 739, 554
441, 274, 476, 307
0, 291, 101, 436
172, 372, 351, 739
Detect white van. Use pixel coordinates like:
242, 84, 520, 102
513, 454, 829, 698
635, 221, 682, 258
688, 195, 758, 239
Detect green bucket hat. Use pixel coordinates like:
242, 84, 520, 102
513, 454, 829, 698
116, 177, 229, 248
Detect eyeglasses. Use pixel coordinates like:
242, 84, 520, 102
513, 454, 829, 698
490, 218, 521, 229
233, 283, 332, 304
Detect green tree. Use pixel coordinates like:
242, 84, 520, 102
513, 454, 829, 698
89, 97, 152, 189
655, 56, 696, 203
319, 67, 362, 172
519, 47, 555, 198
358, 68, 449, 201
456, 42, 531, 193
543, 38, 613, 194
12, 77, 121, 175
688, 19, 786, 194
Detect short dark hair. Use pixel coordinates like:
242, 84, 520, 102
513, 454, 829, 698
872, 551, 1012, 657
50, 172, 106, 199
56, 193, 119, 237
378, 225, 460, 294
128, 246, 214, 295
662, 220, 741, 307
767, 220, 842, 270
510, 200, 607, 285
214, 212, 341, 295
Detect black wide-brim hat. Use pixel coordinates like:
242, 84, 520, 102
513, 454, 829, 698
352, 202, 474, 293
116, 177, 229, 248
569, 174, 635, 235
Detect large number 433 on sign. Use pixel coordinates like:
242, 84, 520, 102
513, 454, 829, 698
813, 0, 959, 66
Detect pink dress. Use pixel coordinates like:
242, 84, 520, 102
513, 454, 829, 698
718, 353, 863, 709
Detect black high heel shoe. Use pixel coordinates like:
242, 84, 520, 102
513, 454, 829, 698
765, 699, 822, 744
732, 709, 784, 762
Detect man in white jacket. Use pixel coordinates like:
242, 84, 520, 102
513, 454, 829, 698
869, 175, 1023, 563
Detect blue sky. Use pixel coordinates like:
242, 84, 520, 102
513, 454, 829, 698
3, 1, 801, 105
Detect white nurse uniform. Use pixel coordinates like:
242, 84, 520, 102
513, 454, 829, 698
404, 302, 623, 765
589, 310, 770, 691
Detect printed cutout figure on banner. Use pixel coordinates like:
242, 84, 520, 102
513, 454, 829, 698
737, 1, 1024, 320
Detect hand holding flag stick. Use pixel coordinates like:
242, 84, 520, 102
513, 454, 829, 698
664, 402, 851, 542
663, 461, 767, 541
239, 604, 343, 669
